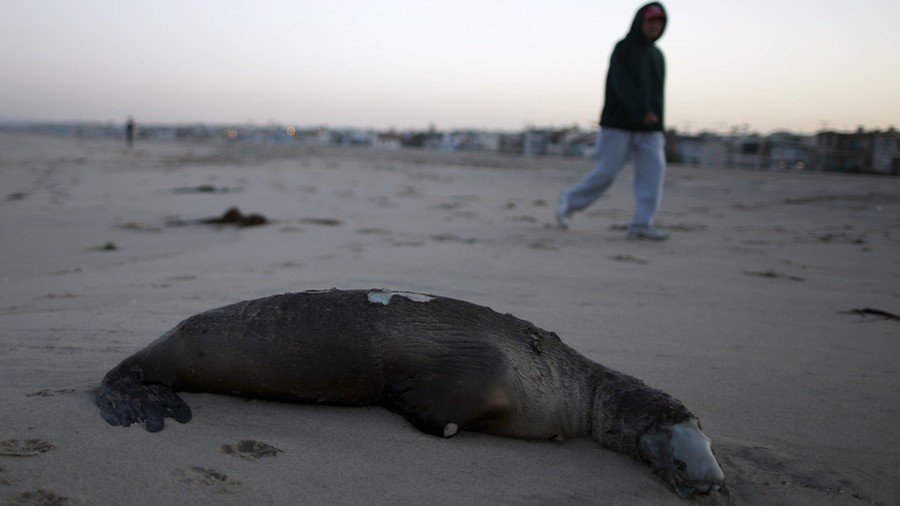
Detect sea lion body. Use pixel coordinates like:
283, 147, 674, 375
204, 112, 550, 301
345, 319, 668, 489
97, 289, 724, 497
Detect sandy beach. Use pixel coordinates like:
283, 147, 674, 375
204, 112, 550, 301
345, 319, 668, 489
1, 132, 898, 505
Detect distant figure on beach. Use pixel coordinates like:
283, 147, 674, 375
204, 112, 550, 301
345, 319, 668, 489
557, 3, 669, 241
125, 116, 135, 146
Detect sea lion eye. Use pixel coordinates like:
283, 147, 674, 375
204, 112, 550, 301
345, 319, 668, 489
673, 458, 687, 472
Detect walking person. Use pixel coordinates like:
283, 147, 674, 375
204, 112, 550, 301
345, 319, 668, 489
557, 3, 669, 240
125, 116, 135, 147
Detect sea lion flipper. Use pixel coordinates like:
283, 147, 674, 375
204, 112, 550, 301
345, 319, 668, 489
96, 376, 192, 432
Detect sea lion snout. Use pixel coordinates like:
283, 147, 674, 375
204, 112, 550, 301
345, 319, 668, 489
639, 419, 725, 497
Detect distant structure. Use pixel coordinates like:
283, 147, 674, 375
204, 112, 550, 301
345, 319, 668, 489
872, 128, 900, 174
3, 121, 897, 175
668, 127, 898, 175
815, 127, 899, 175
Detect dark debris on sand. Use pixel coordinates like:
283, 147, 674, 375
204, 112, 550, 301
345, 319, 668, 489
171, 185, 243, 194
742, 270, 806, 282
841, 307, 900, 322
203, 207, 269, 227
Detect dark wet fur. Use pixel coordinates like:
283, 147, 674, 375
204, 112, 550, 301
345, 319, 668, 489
96, 290, 535, 434
594, 369, 693, 459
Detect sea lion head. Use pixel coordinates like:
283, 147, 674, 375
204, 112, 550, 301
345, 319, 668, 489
638, 418, 725, 497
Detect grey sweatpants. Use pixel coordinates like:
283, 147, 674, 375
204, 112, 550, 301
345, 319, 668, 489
561, 128, 666, 227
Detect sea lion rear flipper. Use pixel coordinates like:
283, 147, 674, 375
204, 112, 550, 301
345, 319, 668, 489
96, 375, 192, 432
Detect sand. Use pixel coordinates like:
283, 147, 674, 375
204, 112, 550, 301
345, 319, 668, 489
0, 132, 898, 505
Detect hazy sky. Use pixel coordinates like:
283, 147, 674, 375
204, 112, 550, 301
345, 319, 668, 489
1, 1, 898, 133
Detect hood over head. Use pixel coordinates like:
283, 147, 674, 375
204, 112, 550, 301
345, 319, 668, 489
628, 2, 667, 44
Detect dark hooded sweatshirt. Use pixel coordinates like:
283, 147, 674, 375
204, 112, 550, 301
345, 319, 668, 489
599, 2, 667, 132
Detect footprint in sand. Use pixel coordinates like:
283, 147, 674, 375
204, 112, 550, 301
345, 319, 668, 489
25, 389, 76, 397
390, 240, 425, 248
275, 261, 306, 269
433, 202, 464, 211
6, 489, 71, 506
88, 242, 118, 252
356, 228, 392, 236
0, 439, 55, 457
218, 440, 282, 461
173, 466, 241, 493
814, 232, 866, 244
1, 466, 13, 485
395, 185, 421, 198
656, 222, 708, 232
743, 270, 806, 282
431, 234, 478, 245
300, 218, 343, 227
38, 294, 81, 301
369, 196, 396, 208
117, 222, 161, 232
506, 215, 539, 223
610, 254, 649, 265
453, 211, 479, 220
528, 239, 558, 251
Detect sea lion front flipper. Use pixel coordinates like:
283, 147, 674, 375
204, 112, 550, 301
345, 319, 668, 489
96, 375, 191, 432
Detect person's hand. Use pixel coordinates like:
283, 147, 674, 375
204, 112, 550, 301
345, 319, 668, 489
642, 112, 659, 125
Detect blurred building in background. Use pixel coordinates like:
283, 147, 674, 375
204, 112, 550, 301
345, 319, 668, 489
2, 121, 897, 175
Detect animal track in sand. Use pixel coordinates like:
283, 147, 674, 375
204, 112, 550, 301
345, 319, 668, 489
0, 439, 55, 457
218, 440, 283, 461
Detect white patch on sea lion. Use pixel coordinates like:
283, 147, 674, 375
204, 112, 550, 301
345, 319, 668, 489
367, 290, 434, 305
443, 423, 459, 437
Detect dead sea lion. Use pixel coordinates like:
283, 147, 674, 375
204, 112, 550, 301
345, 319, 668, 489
96, 289, 724, 497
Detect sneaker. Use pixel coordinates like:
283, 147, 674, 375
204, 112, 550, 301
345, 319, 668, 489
627, 225, 669, 241
556, 195, 572, 229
